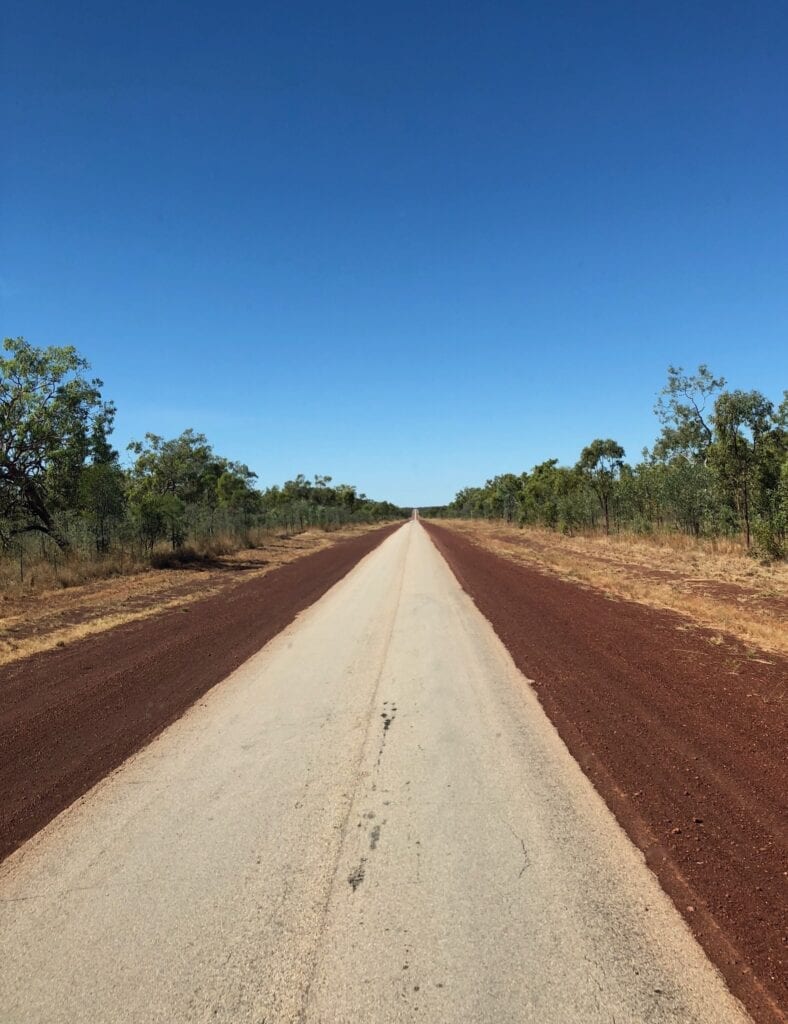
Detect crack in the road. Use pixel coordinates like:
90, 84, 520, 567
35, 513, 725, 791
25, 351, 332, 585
506, 821, 530, 879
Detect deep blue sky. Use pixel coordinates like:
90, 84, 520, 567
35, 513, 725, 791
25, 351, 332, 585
3, 2, 787, 505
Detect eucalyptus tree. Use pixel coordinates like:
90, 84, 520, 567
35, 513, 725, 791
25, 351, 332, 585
127, 429, 259, 546
0, 337, 116, 549
710, 390, 775, 549
654, 365, 726, 463
576, 439, 626, 534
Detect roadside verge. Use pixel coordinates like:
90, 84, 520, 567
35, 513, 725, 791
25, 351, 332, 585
0, 522, 401, 864
422, 519, 787, 1024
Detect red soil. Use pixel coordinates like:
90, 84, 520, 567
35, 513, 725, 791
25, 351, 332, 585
424, 520, 787, 1024
0, 523, 400, 864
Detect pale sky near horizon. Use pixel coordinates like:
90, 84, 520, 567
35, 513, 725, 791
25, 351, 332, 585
2, 1, 787, 505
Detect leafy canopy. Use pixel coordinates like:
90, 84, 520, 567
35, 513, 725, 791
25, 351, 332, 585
0, 337, 115, 545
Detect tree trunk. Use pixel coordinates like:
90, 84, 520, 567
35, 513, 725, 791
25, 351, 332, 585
22, 481, 69, 550
742, 479, 751, 549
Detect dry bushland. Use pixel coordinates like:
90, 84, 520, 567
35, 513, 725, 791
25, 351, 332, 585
0, 523, 392, 665
440, 519, 788, 657
0, 523, 350, 595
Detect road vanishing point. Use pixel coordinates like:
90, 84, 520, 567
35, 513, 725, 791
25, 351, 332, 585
0, 521, 750, 1023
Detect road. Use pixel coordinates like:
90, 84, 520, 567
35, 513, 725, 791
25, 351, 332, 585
0, 521, 750, 1023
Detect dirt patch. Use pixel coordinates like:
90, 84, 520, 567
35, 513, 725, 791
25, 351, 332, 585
441, 519, 788, 656
423, 520, 787, 1024
0, 523, 401, 864
0, 524, 392, 665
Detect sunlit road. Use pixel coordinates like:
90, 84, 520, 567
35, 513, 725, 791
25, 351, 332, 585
0, 522, 749, 1022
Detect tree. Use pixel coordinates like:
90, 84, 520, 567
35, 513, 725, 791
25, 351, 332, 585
450, 486, 486, 518
654, 365, 726, 462
577, 439, 626, 534
659, 457, 714, 537
0, 337, 115, 548
127, 430, 219, 504
127, 431, 205, 548
127, 430, 262, 545
216, 467, 259, 513
335, 483, 358, 511
710, 390, 774, 549
78, 462, 126, 552
484, 473, 522, 522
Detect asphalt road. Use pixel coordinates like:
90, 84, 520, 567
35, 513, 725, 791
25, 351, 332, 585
0, 521, 750, 1022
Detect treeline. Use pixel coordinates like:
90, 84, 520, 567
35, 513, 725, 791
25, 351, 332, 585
427, 366, 788, 559
0, 338, 406, 570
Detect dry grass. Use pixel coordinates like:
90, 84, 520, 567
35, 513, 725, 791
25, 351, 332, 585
0, 547, 140, 593
439, 519, 788, 657
0, 522, 394, 666
0, 524, 346, 594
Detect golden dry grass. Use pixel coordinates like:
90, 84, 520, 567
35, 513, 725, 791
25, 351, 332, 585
439, 519, 788, 657
0, 523, 393, 666
0, 524, 345, 593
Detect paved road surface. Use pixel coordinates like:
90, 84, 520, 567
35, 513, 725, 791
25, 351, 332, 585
0, 521, 750, 1022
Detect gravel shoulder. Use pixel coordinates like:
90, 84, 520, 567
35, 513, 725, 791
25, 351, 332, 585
0, 524, 393, 666
438, 519, 788, 656
423, 520, 787, 1024
0, 522, 400, 863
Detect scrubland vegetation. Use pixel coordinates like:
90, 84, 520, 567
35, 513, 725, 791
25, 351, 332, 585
425, 366, 788, 561
0, 338, 406, 590
438, 518, 788, 656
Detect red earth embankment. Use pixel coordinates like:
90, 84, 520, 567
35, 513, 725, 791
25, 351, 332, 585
423, 520, 787, 1024
0, 522, 401, 864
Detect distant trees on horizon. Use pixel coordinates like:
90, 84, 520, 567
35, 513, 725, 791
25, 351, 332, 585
426, 365, 788, 559
0, 337, 407, 570
3, 339, 785, 566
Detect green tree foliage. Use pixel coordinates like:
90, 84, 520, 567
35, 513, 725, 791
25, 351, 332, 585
258, 474, 403, 530
126, 429, 262, 546
654, 364, 725, 462
1, 340, 406, 568
709, 390, 779, 550
520, 461, 590, 532
576, 439, 626, 534
0, 338, 116, 548
432, 367, 787, 560
78, 462, 126, 552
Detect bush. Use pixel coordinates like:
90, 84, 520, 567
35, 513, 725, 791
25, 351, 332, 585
752, 518, 785, 561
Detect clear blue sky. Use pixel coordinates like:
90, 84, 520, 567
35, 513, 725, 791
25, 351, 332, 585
2, 1, 787, 506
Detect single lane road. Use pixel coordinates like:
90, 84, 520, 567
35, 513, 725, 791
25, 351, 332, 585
0, 521, 750, 1022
